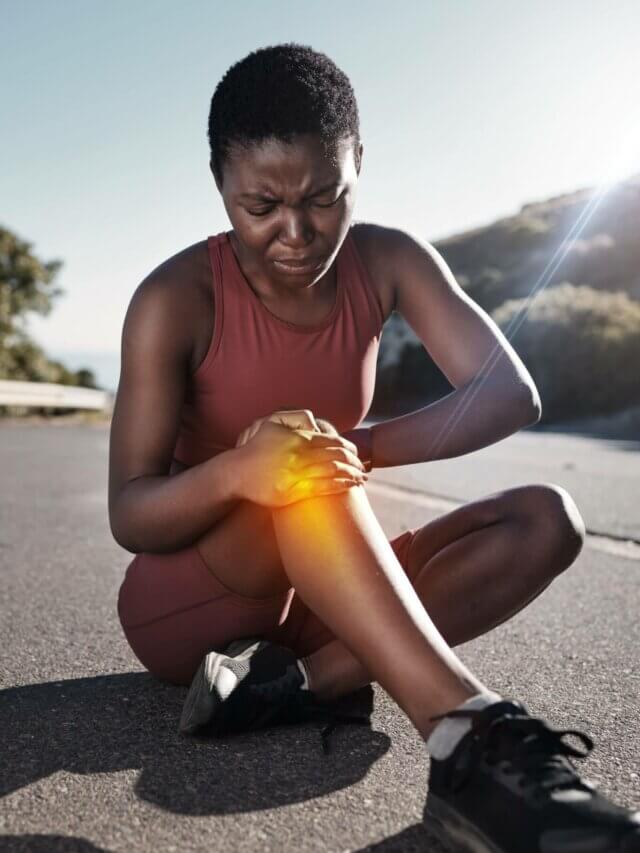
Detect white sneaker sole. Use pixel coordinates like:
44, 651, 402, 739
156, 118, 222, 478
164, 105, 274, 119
178, 637, 265, 735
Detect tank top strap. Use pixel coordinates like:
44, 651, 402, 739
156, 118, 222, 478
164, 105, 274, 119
342, 228, 386, 339
189, 232, 226, 378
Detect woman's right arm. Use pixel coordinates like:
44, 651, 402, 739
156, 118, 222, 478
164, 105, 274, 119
108, 275, 246, 554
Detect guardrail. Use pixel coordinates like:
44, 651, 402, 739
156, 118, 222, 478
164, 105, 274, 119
0, 380, 113, 411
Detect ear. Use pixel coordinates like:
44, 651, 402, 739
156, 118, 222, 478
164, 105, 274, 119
355, 142, 363, 176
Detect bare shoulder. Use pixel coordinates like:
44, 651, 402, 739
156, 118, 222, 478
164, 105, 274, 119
144, 240, 207, 278
142, 238, 210, 295
133, 239, 213, 374
349, 221, 416, 320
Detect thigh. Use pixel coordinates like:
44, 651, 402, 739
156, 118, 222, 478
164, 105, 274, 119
117, 545, 294, 685
401, 485, 546, 579
195, 496, 293, 599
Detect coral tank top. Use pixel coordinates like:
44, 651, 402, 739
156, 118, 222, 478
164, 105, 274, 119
172, 226, 385, 467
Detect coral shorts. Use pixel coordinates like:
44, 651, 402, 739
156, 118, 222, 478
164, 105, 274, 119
117, 527, 419, 686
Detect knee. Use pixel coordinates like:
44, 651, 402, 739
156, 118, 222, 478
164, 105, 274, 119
518, 483, 586, 569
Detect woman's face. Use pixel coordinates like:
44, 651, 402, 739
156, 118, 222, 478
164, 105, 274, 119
214, 132, 362, 289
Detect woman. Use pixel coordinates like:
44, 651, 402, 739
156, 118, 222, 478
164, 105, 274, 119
109, 43, 640, 853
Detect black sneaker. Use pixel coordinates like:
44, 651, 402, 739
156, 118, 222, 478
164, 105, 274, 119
424, 699, 640, 852
178, 636, 373, 753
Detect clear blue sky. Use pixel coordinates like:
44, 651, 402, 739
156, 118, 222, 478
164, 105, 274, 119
2, 0, 639, 378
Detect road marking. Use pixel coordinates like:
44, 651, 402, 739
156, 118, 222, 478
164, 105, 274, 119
366, 480, 640, 562
582, 534, 640, 561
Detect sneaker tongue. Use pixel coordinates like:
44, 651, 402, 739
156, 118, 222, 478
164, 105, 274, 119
470, 704, 590, 793
444, 699, 530, 768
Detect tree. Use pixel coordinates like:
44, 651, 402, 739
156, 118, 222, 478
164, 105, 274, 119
491, 282, 640, 421
0, 226, 63, 342
0, 225, 99, 398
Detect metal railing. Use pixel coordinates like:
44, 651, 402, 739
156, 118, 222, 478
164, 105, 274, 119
0, 380, 113, 412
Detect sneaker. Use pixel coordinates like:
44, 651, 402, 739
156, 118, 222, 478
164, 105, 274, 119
178, 636, 373, 753
424, 699, 640, 852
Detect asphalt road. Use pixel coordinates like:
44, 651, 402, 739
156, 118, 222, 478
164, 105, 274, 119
364, 420, 640, 542
1, 423, 638, 852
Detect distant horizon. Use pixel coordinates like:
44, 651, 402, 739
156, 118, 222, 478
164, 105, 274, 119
44, 349, 121, 393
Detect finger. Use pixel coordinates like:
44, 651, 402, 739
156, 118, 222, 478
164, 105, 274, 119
246, 419, 265, 442
289, 464, 366, 491
287, 476, 363, 503
269, 413, 305, 431
236, 416, 265, 447
237, 425, 258, 447
289, 428, 321, 447
285, 430, 334, 471
270, 409, 320, 432
314, 417, 339, 436
296, 460, 367, 480
299, 445, 366, 472
275, 460, 361, 495
305, 432, 359, 456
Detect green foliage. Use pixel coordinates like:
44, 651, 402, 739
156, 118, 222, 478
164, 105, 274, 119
374, 174, 640, 424
0, 225, 99, 411
491, 282, 640, 421
0, 226, 64, 338
435, 175, 640, 313
0, 330, 97, 386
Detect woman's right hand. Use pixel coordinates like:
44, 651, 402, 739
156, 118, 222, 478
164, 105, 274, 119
234, 420, 368, 508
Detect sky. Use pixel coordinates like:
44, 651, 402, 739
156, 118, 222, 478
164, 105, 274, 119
2, 0, 639, 390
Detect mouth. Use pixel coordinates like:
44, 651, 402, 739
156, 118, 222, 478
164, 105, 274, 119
273, 256, 326, 274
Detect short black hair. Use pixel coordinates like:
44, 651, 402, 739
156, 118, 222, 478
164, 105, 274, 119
208, 43, 360, 185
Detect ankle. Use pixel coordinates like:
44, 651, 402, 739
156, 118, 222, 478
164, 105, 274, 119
411, 685, 494, 740
299, 653, 372, 703
424, 690, 503, 758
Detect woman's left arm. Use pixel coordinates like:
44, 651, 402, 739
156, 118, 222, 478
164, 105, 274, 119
360, 228, 542, 469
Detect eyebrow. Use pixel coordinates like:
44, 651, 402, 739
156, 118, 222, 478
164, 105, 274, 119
238, 181, 340, 201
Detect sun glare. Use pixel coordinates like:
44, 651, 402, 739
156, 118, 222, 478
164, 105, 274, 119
593, 119, 640, 189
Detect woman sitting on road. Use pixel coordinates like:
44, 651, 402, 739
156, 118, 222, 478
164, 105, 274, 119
108, 43, 640, 853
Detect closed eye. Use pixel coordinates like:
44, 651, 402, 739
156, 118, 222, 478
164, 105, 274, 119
247, 190, 345, 217
314, 191, 345, 208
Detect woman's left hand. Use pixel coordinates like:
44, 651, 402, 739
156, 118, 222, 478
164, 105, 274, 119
236, 408, 328, 448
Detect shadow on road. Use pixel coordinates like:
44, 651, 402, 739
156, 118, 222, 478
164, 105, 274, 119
0, 836, 111, 852
354, 821, 454, 852
1, 673, 392, 815
0, 825, 454, 853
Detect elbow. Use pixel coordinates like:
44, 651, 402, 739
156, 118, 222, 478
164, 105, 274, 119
115, 537, 138, 555
110, 526, 138, 555
519, 384, 542, 425
109, 506, 139, 554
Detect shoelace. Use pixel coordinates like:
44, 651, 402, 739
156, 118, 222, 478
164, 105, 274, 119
284, 690, 372, 754
318, 711, 371, 754
429, 707, 594, 794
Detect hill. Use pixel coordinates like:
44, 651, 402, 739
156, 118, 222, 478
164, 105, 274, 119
373, 173, 640, 423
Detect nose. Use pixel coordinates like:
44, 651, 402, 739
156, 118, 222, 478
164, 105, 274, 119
278, 209, 314, 249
